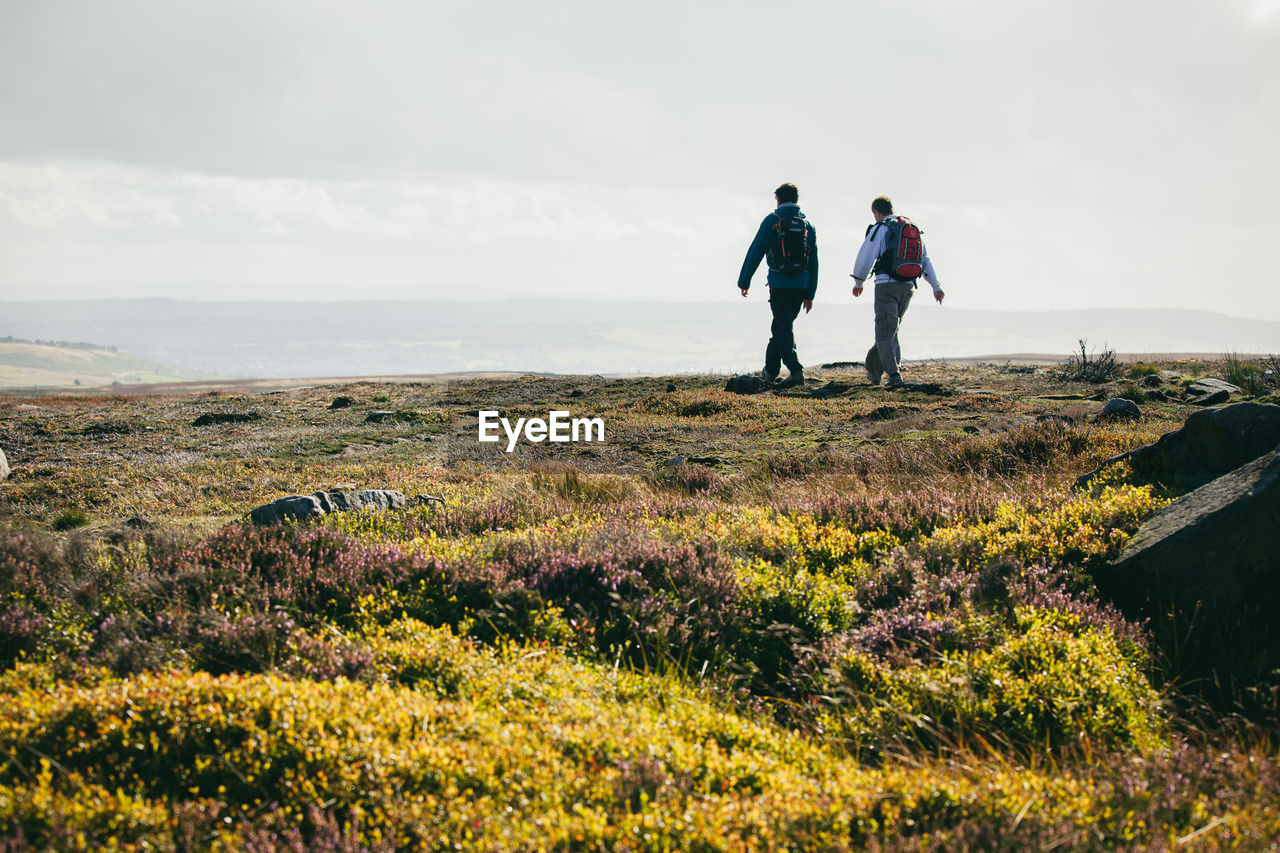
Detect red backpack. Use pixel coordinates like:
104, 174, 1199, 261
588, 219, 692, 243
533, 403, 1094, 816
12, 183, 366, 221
875, 216, 925, 282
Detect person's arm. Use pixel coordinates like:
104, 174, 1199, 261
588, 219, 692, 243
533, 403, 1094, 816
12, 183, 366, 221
737, 215, 773, 293
805, 222, 818, 304
922, 245, 944, 303
850, 223, 883, 295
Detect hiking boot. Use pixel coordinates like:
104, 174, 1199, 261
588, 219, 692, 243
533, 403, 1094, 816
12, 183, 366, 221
760, 367, 778, 384
886, 374, 905, 389
865, 346, 883, 385
778, 369, 805, 389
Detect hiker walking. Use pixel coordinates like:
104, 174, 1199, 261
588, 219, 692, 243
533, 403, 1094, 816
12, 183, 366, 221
850, 195, 944, 388
737, 182, 818, 388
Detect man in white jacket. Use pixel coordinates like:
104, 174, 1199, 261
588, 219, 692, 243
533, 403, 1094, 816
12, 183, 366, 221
850, 195, 944, 388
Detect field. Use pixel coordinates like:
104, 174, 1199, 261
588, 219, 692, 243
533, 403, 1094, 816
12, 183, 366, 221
1, 358, 1278, 851
0, 341, 211, 390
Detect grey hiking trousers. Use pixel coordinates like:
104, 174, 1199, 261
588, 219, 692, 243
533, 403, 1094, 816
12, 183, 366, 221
865, 280, 914, 380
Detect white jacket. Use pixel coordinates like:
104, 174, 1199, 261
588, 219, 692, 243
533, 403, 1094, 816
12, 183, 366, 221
851, 215, 941, 291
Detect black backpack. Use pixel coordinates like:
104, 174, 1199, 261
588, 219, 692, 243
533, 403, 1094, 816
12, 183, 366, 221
767, 214, 810, 276
873, 216, 925, 282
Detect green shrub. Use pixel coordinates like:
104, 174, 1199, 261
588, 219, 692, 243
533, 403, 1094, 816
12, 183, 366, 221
1127, 362, 1160, 377
1223, 351, 1266, 396
50, 510, 90, 531
1110, 381, 1146, 405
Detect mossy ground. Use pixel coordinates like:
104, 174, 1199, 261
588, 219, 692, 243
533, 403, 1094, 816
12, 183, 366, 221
0, 359, 1277, 850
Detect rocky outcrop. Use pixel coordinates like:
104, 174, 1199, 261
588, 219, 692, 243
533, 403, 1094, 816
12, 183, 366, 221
1093, 445, 1280, 692
250, 489, 406, 525
315, 489, 405, 514
1078, 402, 1280, 492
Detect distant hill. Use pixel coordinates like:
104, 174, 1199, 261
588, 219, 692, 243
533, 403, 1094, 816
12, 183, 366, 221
0, 338, 213, 389
1, 299, 1276, 379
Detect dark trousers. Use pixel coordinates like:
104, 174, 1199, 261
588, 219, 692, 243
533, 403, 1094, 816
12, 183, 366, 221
764, 288, 806, 377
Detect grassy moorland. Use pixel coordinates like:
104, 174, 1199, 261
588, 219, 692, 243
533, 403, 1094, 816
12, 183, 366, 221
1, 358, 1278, 851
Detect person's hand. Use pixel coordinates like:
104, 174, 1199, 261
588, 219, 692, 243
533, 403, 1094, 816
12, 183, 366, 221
934, 289, 945, 304
852, 283, 864, 298
740, 288, 749, 298
802, 299, 813, 313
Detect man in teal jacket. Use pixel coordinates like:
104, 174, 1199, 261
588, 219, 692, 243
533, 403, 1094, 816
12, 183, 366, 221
737, 182, 818, 388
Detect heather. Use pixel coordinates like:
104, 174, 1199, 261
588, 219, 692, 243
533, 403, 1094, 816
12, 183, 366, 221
1, 361, 1277, 850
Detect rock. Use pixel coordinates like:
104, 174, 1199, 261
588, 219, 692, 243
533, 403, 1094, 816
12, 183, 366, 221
665, 383, 677, 393
0, 447, 8, 481
724, 375, 770, 395
1093, 445, 1280, 694
250, 489, 405, 525
329, 396, 358, 409
809, 382, 852, 399
569, 389, 586, 398
897, 382, 953, 397
963, 425, 981, 434
862, 404, 921, 421
1035, 413, 1076, 427
664, 455, 685, 468
315, 489, 406, 513
1078, 402, 1280, 492
1098, 398, 1141, 421
250, 494, 326, 525
1141, 374, 1164, 388
686, 455, 723, 466
1144, 389, 1169, 402
364, 410, 395, 423
1186, 378, 1241, 397
193, 412, 263, 427
1189, 389, 1230, 406
414, 494, 446, 507
124, 517, 152, 530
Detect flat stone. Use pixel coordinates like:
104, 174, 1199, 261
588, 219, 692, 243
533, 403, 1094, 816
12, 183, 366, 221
1186, 378, 1241, 396
1189, 389, 1231, 406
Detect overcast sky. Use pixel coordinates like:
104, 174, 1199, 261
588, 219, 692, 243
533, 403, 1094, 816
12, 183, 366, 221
1, 0, 1278, 318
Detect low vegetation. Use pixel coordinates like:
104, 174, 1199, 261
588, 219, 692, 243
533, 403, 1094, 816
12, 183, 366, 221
0, 359, 1276, 850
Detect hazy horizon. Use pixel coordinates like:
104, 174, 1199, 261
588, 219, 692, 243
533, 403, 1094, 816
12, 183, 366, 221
3, 298, 1276, 380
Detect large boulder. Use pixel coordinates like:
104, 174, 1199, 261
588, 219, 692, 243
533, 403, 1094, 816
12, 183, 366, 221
0, 447, 8, 481
1078, 402, 1280, 492
1092, 445, 1280, 696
